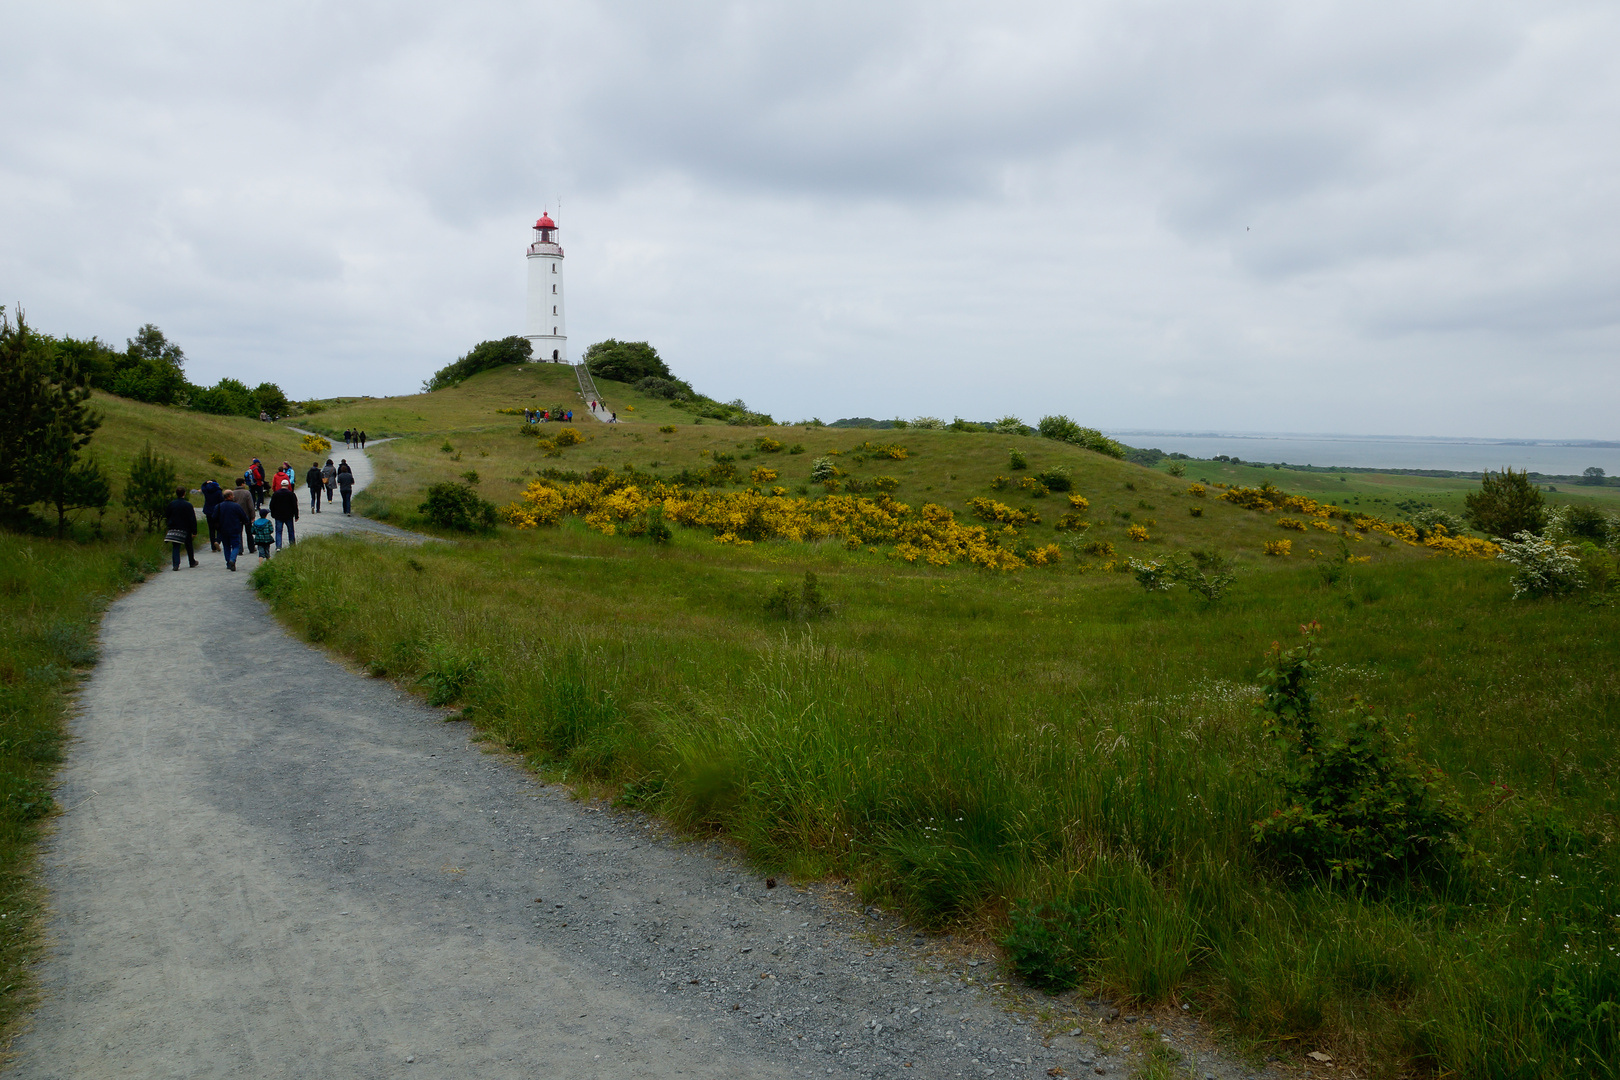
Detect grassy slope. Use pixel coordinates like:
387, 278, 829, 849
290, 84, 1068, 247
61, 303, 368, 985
22, 371, 1617, 1074
242, 366, 1620, 1077
88, 392, 314, 497
301, 362, 1620, 530
0, 533, 161, 1050
255, 503, 1620, 1078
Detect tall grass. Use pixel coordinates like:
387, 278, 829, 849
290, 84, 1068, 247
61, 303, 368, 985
253, 527, 1619, 1077
0, 531, 161, 1041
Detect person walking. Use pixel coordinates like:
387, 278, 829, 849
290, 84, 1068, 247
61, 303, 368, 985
322, 459, 337, 503
359, 430, 367, 449
342, 428, 352, 449
305, 461, 323, 512
215, 489, 252, 571
163, 487, 200, 571
247, 459, 267, 508
251, 508, 275, 561
232, 475, 254, 519
269, 481, 299, 549
336, 459, 355, 514
200, 478, 224, 551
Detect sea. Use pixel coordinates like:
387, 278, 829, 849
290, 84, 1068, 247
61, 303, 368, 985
1104, 432, 1620, 477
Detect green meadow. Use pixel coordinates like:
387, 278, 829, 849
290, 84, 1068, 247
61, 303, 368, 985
6, 364, 1618, 1076
246, 367, 1620, 1078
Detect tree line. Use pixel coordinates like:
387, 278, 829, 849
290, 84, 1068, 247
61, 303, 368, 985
0, 307, 260, 537
47, 321, 290, 418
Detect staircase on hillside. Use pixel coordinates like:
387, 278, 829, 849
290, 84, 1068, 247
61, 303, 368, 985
573, 363, 609, 421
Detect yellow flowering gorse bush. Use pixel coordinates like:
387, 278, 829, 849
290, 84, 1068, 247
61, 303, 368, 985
502, 478, 1053, 570
1220, 484, 1495, 558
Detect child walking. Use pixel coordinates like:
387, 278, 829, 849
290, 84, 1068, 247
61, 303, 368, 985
252, 508, 275, 561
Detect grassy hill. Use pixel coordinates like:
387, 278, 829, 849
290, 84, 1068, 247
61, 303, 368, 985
87, 391, 313, 497
234, 362, 1620, 1078
16, 365, 1620, 1076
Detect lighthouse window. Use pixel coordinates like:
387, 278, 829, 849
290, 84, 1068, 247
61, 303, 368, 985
551, 265, 556, 273
552, 284, 557, 294
552, 305, 557, 315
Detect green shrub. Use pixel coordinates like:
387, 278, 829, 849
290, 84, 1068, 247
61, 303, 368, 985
1008, 449, 1027, 470
1251, 625, 1470, 883
764, 571, 832, 620
417, 643, 485, 706
122, 442, 177, 532
1553, 503, 1612, 542
1409, 507, 1468, 537
1466, 468, 1546, 537
584, 339, 670, 383
1001, 899, 1095, 992
1033, 466, 1072, 492
418, 482, 497, 533
424, 336, 532, 391
809, 457, 836, 482
1035, 416, 1126, 458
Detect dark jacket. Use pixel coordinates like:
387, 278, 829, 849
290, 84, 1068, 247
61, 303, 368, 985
215, 498, 252, 542
269, 488, 300, 522
164, 498, 198, 534
200, 480, 223, 519
337, 467, 355, 489
305, 466, 323, 489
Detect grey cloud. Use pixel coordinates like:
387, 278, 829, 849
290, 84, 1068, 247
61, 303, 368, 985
1, 1, 1617, 435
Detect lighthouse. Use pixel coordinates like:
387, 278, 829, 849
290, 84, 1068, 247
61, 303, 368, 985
525, 213, 567, 362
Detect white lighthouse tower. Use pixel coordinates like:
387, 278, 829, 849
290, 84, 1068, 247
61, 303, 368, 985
525, 213, 567, 362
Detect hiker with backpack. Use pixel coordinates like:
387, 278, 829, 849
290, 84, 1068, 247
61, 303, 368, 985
247, 459, 267, 508
322, 459, 337, 503
200, 478, 224, 551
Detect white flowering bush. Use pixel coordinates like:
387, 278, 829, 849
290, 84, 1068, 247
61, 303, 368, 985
1129, 557, 1174, 592
909, 416, 947, 430
1495, 531, 1587, 599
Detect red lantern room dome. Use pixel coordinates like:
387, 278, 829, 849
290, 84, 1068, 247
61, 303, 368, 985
534, 213, 556, 230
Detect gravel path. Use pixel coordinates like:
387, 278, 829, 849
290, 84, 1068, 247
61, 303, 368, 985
9, 446, 1272, 1079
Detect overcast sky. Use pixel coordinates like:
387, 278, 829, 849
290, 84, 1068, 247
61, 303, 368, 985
4, 2, 1617, 438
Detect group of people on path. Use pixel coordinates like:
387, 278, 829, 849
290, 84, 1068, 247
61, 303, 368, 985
523, 408, 573, 423
587, 399, 618, 422
342, 428, 368, 449
162, 453, 356, 573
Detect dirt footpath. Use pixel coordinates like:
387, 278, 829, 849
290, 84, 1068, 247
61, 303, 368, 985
9, 447, 1263, 1079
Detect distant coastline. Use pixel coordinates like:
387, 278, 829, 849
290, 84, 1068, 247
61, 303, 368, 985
1102, 430, 1620, 479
